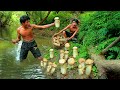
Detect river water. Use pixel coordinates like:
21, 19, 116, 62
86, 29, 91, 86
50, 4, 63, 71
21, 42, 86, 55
0, 36, 53, 79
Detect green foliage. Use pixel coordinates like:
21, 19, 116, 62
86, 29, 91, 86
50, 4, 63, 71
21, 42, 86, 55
1, 11, 120, 61
95, 37, 117, 54
42, 46, 51, 60
26, 11, 47, 24
0, 11, 12, 27
43, 46, 59, 62
117, 52, 120, 59
26, 11, 73, 31
92, 64, 98, 77
0, 11, 12, 38
79, 11, 120, 45
10, 11, 26, 39
69, 42, 89, 61
78, 11, 120, 60
78, 46, 89, 59
106, 53, 115, 60
109, 46, 120, 53
105, 46, 120, 60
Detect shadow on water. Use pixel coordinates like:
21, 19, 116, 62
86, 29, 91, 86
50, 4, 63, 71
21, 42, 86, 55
0, 36, 53, 79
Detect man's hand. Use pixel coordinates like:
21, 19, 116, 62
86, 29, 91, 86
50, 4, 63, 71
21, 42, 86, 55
66, 38, 70, 41
12, 39, 17, 44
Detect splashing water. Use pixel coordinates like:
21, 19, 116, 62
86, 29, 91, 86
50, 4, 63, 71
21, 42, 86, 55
15, 41, 22, 61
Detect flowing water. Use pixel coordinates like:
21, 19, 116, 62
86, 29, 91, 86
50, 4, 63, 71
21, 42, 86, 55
0, 36, 53, 79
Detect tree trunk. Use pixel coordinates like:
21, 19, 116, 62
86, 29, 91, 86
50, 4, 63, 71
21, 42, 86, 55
90, 52, 120, 79
101, 36, 120, 55
38, 11, 51, 25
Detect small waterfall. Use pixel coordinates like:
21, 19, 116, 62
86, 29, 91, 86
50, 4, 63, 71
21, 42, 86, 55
15, 41, 22, 61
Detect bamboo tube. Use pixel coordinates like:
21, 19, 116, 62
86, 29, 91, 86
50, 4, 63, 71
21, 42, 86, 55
60, 50, 64, 59
78, 58, 86, 75
49, 49, 54, 59
64, 51, 69, 60
54, 17, 60, 28
73, 47, 78, 58
65, 43, 70, 51
50, 63, 57, 74
85, 59, 94, 76
59, 59, 67, 75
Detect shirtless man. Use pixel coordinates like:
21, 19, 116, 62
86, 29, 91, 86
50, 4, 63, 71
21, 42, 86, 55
56, 19, 79, 41
12, 15, 55, 61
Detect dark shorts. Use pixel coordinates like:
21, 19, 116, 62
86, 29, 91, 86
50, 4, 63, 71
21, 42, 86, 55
20, 39, 41, 60
65, 31, 78, 38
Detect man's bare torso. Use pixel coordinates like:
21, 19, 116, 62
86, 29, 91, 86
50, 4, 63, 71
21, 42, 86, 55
69, 24, 78, 33
18, 25, 34, 41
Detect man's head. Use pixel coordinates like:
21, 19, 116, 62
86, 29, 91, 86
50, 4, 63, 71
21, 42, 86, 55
71, 19, 80, 26
20, 15, 30, 27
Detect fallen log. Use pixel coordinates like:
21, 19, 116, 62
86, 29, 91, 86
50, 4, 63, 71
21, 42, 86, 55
90, 51, 120, 79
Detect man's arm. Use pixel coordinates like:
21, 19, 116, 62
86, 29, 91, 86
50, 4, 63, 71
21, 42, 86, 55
12, 29, 21, 44
57, 24, 71, 34
32, 23, 55, 29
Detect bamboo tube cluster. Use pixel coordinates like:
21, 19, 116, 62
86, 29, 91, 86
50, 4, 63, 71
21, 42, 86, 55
40, 42, 94, 78
46, 62, 57, 75
58, 43, 76, 74
78, 58, 94, 76
40, 52, 57, 75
